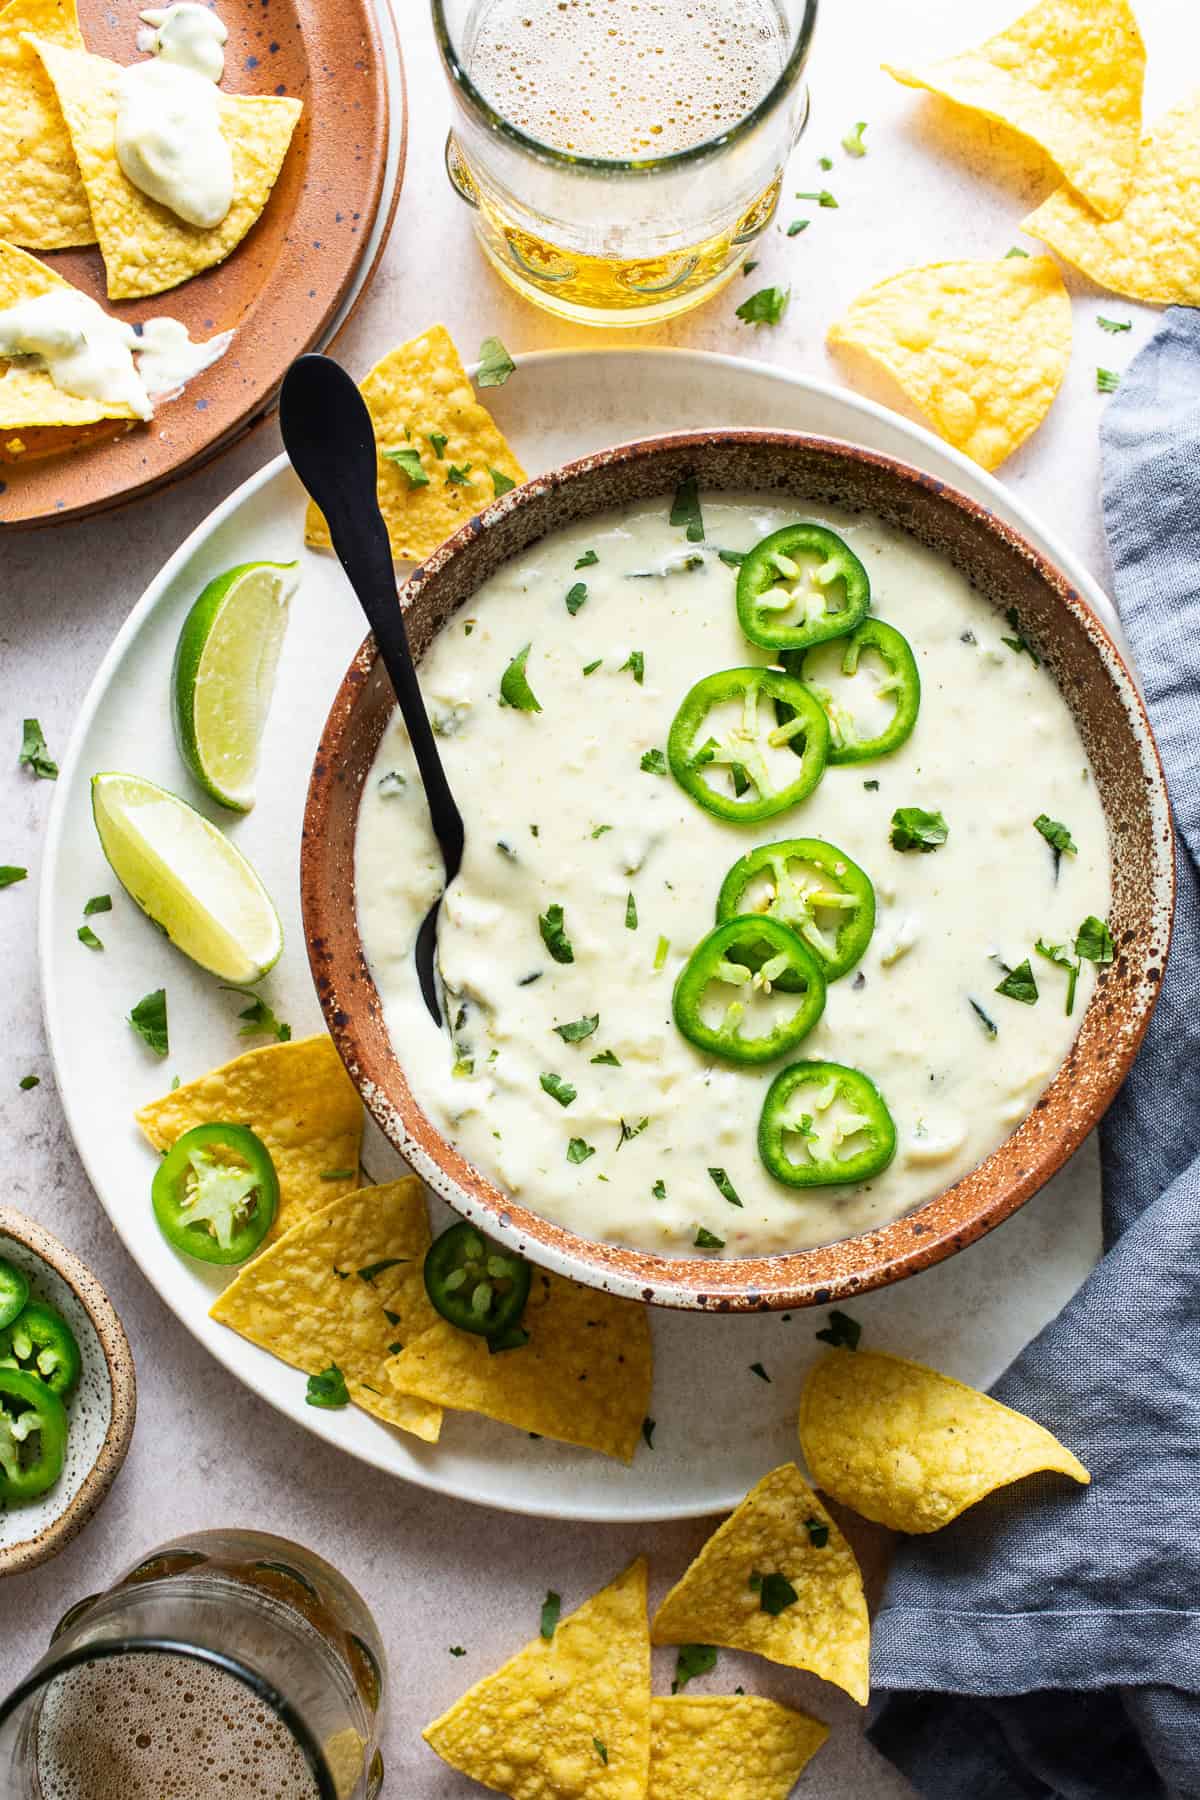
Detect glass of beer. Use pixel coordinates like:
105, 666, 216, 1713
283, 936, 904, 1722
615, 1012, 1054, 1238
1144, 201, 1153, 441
0, 1530, 386, 1800
433, 0, 819, 325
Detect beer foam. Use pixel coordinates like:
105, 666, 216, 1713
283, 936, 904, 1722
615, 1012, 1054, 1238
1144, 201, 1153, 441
35, 1653, 321, 1799
466, 0, 789, 157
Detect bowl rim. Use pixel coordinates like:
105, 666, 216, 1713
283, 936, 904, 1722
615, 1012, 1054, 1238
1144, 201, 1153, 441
302, 428, 1175, 1312
0, 1208, 137, 1578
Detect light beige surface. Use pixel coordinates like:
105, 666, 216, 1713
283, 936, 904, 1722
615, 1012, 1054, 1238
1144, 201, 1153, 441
3, 3, 1195, 1795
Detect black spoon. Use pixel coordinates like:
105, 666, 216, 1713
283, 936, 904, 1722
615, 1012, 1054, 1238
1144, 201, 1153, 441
279, 353, 464, 1027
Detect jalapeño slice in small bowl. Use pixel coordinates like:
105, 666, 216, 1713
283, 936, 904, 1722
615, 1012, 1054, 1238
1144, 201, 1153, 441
0, 1365, 68, 1504
0, 1256, 30, 1331
717, 838, 875, 984
788, 617, 920, 765
758, 1059, 897, 1188
667, 667, 830, 824
424, 1220, 532, 1340
0, 1300, 81, 1398
152, 1121, 279, 1266
736, 524, 870, 653
673, 916, 826, 1066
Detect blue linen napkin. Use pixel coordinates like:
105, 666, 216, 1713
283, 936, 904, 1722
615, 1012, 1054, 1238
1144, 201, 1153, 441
866, 307, 1200, 1800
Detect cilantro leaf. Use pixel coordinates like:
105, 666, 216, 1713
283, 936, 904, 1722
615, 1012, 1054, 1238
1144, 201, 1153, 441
1098, 316, 1132, 334
1005, 246, 1030, 258
620, 650, 645, 684
500, 644, 542, 713
538, 902, 574, 964
1034, 814, 1077, 858
490, 467, 516, 497
1097, 367, 1120, 393
1001, 607, 1040, 665
540, 1591, 561, 1639
593, 1739, 608, 1766
19, 718, 57, 780
890, 807, 948, 853
672, 1644, 717, 1693
77, 923, 103, 950
795, 188, 837, 207
591, 1049, 621, 1067
567, 1137, 595, 1163
18, 1074, 39, 1091
652, 1178, 666, 1198
224, 988, 291, 1042
382, 446, 429, 488
477, 335, 516, 387
576, 550, 599, 569
0, 866, 27, 887
582, 659, 602, 676
553, 1014, 599, 1043
815, 1309, 861, 1350
1035, 939, 1080, 1015
428, 431, 448, 458
539, 1072, 577, 1107
717, 548, 746, 567
736, 284, 791, 326
995, 959, 1039, 1005
708, 1167, 742, 1208
641, 748, 667, 775
561, 581, 589, 618
446, 463, 473, 487
83, 894, 111, 915
749, 1361, 771, 1382
357, 1259, 405, 1284
305, 1365, 349, 1409
694, 1226, 725, 1249
129, 988, 168, 1057
753, 1572, 799, 1615
616, 1116, 649, 1148
970, 997, 999, 1038
670, 476, 705, 543
805, 1517, 830, 1547
625, 892, 638, 931
841, 120, 868, 156
787, 218, 809, 236
1076, 915, 1114, 964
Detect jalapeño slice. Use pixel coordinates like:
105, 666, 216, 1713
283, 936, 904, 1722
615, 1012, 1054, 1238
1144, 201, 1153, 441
0, 1256, 30, 1331
716, 838, 875, 983
0, 1301, 81, 1397
736, 524, 870, 652
152, 1121, 279, 1265
423, 1221, 532, 1340
667, 668, 830, 824
673, 917, 826, 1065
0, 1365, 68, 1504
759, 1059, 896, 1188
787, 617, 920, 764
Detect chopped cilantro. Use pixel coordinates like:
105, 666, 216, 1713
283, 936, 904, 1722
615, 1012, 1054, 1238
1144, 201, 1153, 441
83, 894, 111, 915
694, 1226, 725, 1249
749, 1361, 771, 1382
1035, 939, 1080, 1015
490, 467, 516, 497
625, 892, 638, 931
539, 1072, 577, 1107
995, 959, 1039, 1005
815, 1309, 861, 1350
540, 1591, 561, 1639
970, 997, 999, 1038
708, 1167, 742, 1208
805, 1517, 830, 1547
642, 1416, 657, 1449
446, 463, 473, 486
841, 119, 868, 156
224, 988, 291, 1042
620, 650, 645, 684
672, 1644, 717, 1692
583, 659, 602, 676
500, 643, 542, 713
382, 446, 428, 487
449, 1646, 466, 1657
1076, 915, 1114, 964
654, 935, 670, 970
818, 154, 833, 170
305, 1365, 349, 1409
1005, 246, 1029, 258
752, 1572, 799, 1615
717, 548, 746, 568
1001, 607, 1040, 665
787, 218, 809, 236
428, 431, 448, 458
77, 923, 103, 950
477, 335, 516, 387
565, 581, 588, 615
616, 1116, 649, 1148
796, 188, 837, 207
0, 866, 27, 887
593, 1739, 608, 1766
19, 718, 57, 780
863, 779, 879, 791
18, 1074, 39, 1091
736, 284, 791, 326
358, 1258, 405, 1284
129, 988, 168, 1057
890, 807, 948, 853
567, 1137, 595, 1163
576, 549, 599, 569
1096, 367, 1120, 393
652, 1178, 666, 1198
591, 1049, 621, 1066
539, 902, 574, 963
742, 259, 759, 277
670, 476, 705, 543
554, 1014, 599, 1043
641, 748, 667, 775
321, 1169, 356, 1181
1034, 814, 1077, 858
1098, 316, 1132, 334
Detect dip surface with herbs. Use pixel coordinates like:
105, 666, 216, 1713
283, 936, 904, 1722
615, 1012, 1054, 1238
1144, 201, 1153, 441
355, 493, 1111, 1258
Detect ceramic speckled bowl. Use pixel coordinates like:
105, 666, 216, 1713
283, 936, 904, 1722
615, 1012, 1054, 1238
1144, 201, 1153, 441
0, 1210, 136, 1577
302, 432, 1174, 1312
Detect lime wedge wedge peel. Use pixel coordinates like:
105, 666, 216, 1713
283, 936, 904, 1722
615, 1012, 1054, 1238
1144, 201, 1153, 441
91, 772, 283, 984
171, 561, 298, 813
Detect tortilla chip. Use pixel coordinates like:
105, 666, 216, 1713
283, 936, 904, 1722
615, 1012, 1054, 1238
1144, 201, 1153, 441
827, 255, 1071, 471
799, 1349, 1090, 1533
209, 1178, 441, 1442
136, 1035, 362, 1241
386, 1263, 651, 1463
0, 0, 92, 248
424, 1559, 650, 1800
0, 239, 139, 441
884, 0, 1144, 220
650, 1464, 870, 1706
28, 36, 302, 299
1024, 94, 1200, 305
650, 1696, 828, 1800
304, 324, 527, 564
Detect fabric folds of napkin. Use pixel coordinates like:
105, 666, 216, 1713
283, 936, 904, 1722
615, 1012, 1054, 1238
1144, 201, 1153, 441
867, 306, 1200, 1800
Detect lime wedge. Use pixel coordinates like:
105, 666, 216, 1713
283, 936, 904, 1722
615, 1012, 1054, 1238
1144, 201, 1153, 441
171, 561, 298, 812
91, 772, 283, 983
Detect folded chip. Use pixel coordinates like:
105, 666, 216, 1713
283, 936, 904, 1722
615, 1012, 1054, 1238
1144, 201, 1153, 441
799, 1349, 1090, 1533
650, 1696, 828, 1800
827, 254, 1071, 471
210, 1178, 441, 1442
304, 324, 527, 564
884, 0, 1145, 220
1024, 93, 1200, 306
0, 0, 93, 248
424, 1559, 651, 1799
650, 1463, 870, 1705
28, 36, 301, 299
136, 1034, 362, 1240
387, 1263, 652, 1462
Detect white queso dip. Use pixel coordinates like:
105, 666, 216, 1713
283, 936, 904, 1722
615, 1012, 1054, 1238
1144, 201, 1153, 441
356, 493, 1111, 1258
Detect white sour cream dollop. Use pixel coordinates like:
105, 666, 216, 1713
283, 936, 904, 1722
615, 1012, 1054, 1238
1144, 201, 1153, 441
138, 3, 228, 81
117, 5, 233, 229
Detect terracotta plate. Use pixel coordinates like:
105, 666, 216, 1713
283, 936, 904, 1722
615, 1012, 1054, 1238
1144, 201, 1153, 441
0, 0, 400, 528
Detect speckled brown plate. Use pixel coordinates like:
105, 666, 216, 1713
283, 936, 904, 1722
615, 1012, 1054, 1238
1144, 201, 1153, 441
0, 0, 401, 529
303, 432, 1174, 1313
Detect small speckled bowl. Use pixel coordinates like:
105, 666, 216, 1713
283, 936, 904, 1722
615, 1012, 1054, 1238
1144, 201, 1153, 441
0, 1210, 136, 1578
303, 432, 1175, 1312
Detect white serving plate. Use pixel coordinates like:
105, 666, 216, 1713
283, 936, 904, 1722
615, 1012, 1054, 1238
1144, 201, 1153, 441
40, 348, 1109, 1522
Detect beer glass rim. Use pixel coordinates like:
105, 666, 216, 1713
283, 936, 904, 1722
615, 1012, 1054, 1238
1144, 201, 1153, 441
0, 1638, 339, 1800
431, 0, 820, 174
